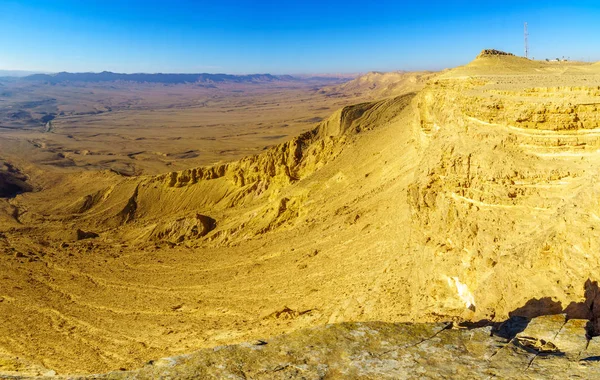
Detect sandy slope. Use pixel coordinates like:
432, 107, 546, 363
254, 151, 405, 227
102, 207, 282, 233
3, 51, 600, 375
320, 70, 436, 99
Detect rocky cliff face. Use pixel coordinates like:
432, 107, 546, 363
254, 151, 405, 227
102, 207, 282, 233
4, 52, 600, 377
406, 64, 600, 323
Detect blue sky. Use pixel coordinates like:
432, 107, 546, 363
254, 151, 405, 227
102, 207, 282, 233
1, 0, 599, 74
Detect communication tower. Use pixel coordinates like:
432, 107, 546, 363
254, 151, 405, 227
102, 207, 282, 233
524, 22, 529, 58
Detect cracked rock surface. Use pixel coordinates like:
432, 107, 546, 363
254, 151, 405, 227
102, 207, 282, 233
64, 314, 598, 379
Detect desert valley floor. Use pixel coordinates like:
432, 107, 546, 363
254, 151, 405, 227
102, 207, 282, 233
3, 52, 600, 378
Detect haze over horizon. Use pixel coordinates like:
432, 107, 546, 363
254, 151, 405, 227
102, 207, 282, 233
2, 1, 600, 74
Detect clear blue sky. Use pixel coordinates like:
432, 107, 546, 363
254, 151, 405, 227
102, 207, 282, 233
1, 0, 599, 74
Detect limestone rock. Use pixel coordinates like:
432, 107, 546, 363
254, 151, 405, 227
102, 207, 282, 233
82, 316, 600, 379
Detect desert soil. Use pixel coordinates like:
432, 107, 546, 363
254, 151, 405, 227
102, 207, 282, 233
2, 55, 600, 377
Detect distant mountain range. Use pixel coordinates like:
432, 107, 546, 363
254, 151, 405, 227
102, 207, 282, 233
19, 71, 346, 85
0, 70, 50, 78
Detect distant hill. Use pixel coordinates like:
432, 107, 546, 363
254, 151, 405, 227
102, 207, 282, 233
0, 69, 50, 78
436, 49, 592, 78
22, 71, 313, 84
320, 70, 438, 99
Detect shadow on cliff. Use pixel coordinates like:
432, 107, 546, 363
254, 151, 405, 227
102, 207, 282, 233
0, 164, 33, 198
508, 279, 600, 337
461, 279, 600, 340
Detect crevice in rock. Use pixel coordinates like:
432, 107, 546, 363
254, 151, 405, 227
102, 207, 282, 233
523, 316, 567, 371
408, 322, 453, 348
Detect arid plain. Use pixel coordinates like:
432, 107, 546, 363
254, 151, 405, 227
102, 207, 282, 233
3, 52, 600, 378
0, 71, 433, 374
0, 76, 364, 175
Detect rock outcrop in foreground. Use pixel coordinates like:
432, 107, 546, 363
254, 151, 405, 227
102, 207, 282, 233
83, 314, 597, 379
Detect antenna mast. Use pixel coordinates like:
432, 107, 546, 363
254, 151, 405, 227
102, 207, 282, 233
524, 22, 529, 58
